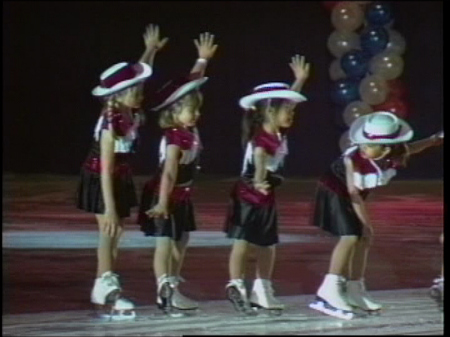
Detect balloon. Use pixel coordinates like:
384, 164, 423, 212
327, 30, 360, 57
360, 26, 389, 55
331, 79, 361, 105
387, 79, 407, 98
386, 29, 406, 55
322, 1, 341, 11
359, 74, 388, 105
343, 101, 373, 126
366, 1, 393, 26
339, 130, 353, 152
331, 1, 364, 32
373, 96, 409, 119
340, 49, 370, 78
329, 58, 347, 80
369, 51, 404, 80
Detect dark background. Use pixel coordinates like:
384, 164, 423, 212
3, 1, 443, 179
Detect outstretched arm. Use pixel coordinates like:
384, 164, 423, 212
407, 131, 443, 155
289, 55, 311, 92
190, 32, 218, 76
140, 24, 169, 67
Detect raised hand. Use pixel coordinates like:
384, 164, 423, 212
143, 24, 169, 51
289, 55, 311, 82
194, 32, 218, 60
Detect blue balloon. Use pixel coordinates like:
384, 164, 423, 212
366, 2, 393, 26
360, 26, 388, 55
340, 50, 370, 78
330, 79, 360, 106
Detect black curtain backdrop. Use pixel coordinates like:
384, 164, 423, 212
3, 1, 443, 179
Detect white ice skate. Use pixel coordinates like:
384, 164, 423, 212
250, 279, 284, 316
226, 279, 257, 315
168, 276, 199, 313
156, 274, 175, 315
346, 279, 382, 312
91, 271, 136, 321
309, 274, 355, 320
429, 277, 444, 310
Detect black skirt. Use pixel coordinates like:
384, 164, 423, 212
137, 179, 197, 241
311, 182, 363, 237
76, 169, 138, 218
224, 181, 279, 247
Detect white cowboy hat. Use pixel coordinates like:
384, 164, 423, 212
239, 82, 307, 110
151, 74, 208, 111
349, 111, 413, 144
92, 62, 152, 97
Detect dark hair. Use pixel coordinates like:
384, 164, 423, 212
241, 98, 286, 147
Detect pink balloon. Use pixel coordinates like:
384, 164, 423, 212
327, 30, 360, 57
331, 1, 364, 32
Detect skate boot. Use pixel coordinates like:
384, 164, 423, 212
249, 279, 284, 316
226, 279, 257, 316
309, 274, 355, 320
429, 277, 444, 311
156, 274, 175, 315
168, 276, 198, 315
346, 279, 382, 313
91, 271, 136, 321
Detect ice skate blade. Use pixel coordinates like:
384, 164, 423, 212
250, 303, 284, 316
309, 300, 354, 320
226, 287, 257, 316
92, 306, 136, 322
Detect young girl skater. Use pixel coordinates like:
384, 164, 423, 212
77, 25, 168, 320
309, 112, 443, 320
137, 33, 218, 316
224, 55, 311, 315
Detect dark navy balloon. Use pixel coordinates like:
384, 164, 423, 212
366, 2, 393, 26
360, 26, 388, 55
340, 50, 370, 78
330, 79, 360, 106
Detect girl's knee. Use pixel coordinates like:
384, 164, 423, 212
340, 235, 359, 245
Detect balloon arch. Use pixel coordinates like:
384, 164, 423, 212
323, 1, 407, 151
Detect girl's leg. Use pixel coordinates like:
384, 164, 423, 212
229, 239, 250, 279
346, 236, 382, 311
348, 237, 371, 280
154, 237, 174, 279
329, 236, 359, 275
255, 245, 276, 279
170, 232, 190, 277
111, 223, 124, 271
96, 214, 114, 277
251, 245, 284, 310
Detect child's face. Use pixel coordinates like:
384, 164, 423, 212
274, 102, 296, 129
175, 94, 202, 128
360, 144, 391, 159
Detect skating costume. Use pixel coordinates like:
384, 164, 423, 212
224, 129, 288, 247
312, 144, 410, 236
138, 127, 201, 241
77, 105, 140, 218
310, 144, 409, 319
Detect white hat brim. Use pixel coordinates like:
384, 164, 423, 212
152, 77, 209, 111
349, 114, 414, 144
91, 63, 152, 97
239, 90, 307, 110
